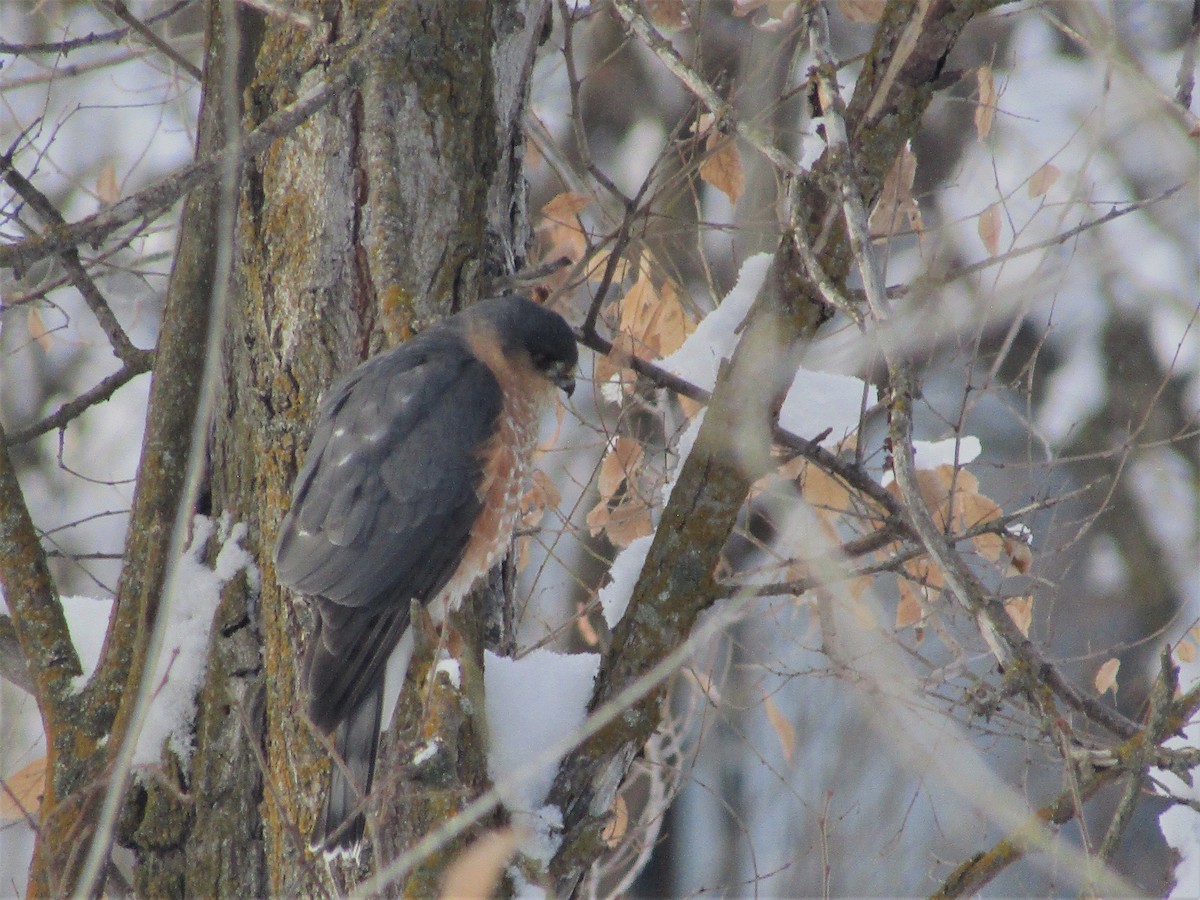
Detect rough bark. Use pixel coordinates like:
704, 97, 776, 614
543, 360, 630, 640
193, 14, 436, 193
204, 1, 549, 895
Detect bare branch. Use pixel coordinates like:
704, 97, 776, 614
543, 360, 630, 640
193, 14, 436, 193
0, 424, 82, 726
0, 0, 193, 55
6, 355, 155, 446
609, 0, 800, 176
1, 157, 146, 364
0, 64, 354, 275
807, 3, 1140, 740
100, 0, 202, 81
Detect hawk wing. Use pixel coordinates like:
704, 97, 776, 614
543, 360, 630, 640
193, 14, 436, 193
274, 330, 503, 730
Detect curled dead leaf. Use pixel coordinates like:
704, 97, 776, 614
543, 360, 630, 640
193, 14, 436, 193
602, 794, 630, 847
762, 692, 796, 764
978, 203, 1002, 256
1094, 657, 1120, 696
1028, 163, 1061, 198
974, 65, 996, 140
439, 828, 523, 900
0, 756, 46, 822
1004, 595, 1033, 638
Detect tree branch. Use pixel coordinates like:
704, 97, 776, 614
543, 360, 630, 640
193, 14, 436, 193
0, 425, 81, 729
807, 2, 1140, 741
6, 355, 155, 446
0, 0, 193, 55
1, 157, 146, 365
100, 0, 202, 80
0, 62, 354, 275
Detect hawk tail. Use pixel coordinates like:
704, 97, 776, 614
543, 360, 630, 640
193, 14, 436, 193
314, 679, 384, 854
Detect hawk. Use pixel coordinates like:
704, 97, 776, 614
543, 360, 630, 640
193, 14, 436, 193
273, 295, 577, 851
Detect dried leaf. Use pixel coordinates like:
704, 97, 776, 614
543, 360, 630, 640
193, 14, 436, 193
1003, 537, 1033, 575
1028, 163, 1061, 198
27, 306, 53, 351
598, 436, 644, 501
646, 0, 689, 29
839, 0, 885, 23
1005, 595, 1033, 638
585, 498, 611, 536
439, 828, 522, 900
652, 279, 695, 356
0, 756, 45, 822
732, 0, 800, 30
619, 272, 660, 355
541, 191, 592, 222
96, 160, 120, 205
802, 464, 852, 516
604, 494, 654, 548
870, 144, 923, 239
1094, 657, 1120, 696
577, 601, 600, 647
602, 794, 629, 847
974, 65, 996, 140
762, 692, 796, 764
699, 132, 745, 205
1175, 637, 1196, 664
896, 581, 924, 631
978, 203, 1001, 256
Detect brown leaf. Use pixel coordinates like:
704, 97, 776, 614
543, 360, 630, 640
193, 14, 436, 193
978, 203, 1002, 255
839, 0, 886, 23
439, 828, 522, 900
1175, 636, 1196, 664
619, 271, 661, 355
541, 191, 592, 222
96, 160, 120, 205
27, 306, 53, 351
896, 581, 924, 631
576, 601, 600, 647
1028, 163, 1061, 198
869, 144, 923, 239
604, 494, 654, 548
646, 0, 689, 29
585, 498, 611, 536
651, 279, 695, 356
598, 436, 644, 502
699, 135, 745, 205
1005, 595, 1033, 638
0, 756, 46, 822
1094, 658, 1120, 696
974, 65, 996, 140
1003, 537, 1033, 575
762, 692, 796, 764
602, 794, 629, 847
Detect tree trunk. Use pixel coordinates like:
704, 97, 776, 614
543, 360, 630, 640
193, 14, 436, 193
121, 1, 549, 896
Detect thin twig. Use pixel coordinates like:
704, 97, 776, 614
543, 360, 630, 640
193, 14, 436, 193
100, 0, 202, 80
806, 4, 1140, 740
0, 63, 355, 274
7, 355, 155, 445
1, 158, 145, 364
609, 0, 800, 176
0, 0, 192, 55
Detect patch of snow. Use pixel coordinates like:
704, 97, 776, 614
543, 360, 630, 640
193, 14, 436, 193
132, 515, 257, 766
485, 648, 600, 814
598, 535, 654, 629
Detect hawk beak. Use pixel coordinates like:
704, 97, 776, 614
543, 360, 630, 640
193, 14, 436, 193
551, 362, 576, 398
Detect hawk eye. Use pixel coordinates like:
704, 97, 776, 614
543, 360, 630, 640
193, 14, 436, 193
531, 350, 550, 369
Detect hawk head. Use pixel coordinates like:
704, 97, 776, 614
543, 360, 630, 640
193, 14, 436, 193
466, 295, 578, 397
